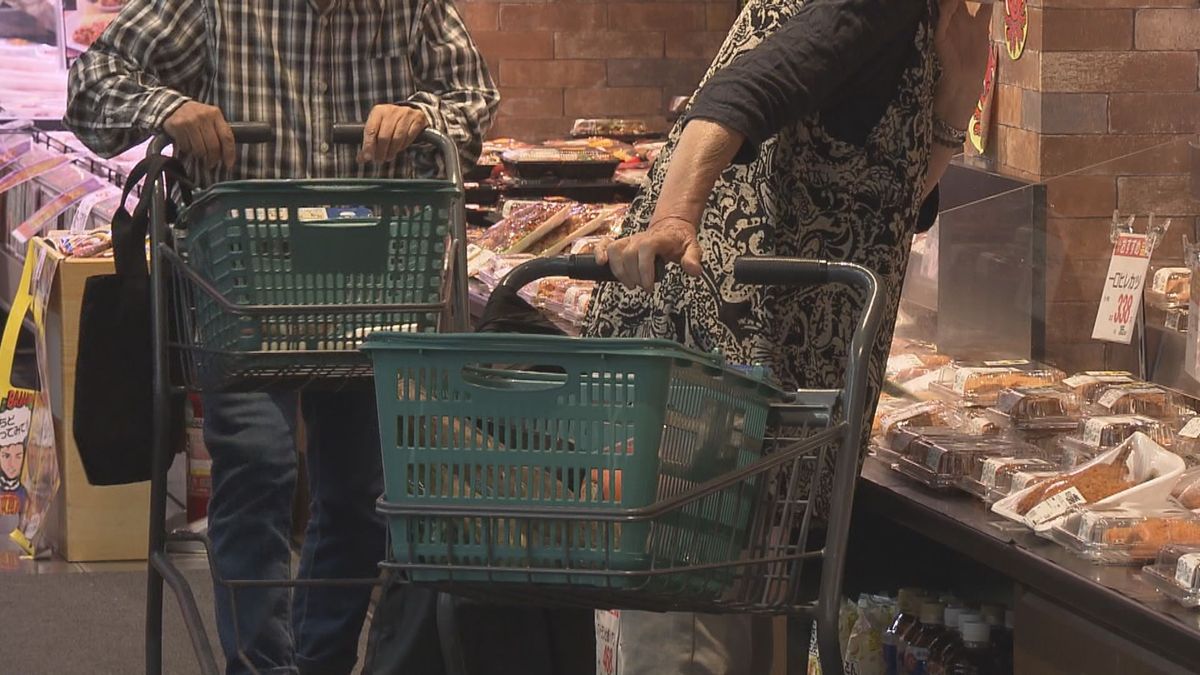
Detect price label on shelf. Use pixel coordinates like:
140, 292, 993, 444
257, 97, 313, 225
596, 610, 620, 675
1024, 487, 1088, 528
1175, 553, 1200, 589
1092, 233, 1152, 344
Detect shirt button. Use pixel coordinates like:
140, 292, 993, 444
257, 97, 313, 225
319, 142, 330, 153
317, 81, 328, 93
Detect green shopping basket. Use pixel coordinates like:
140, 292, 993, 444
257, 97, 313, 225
165, 128, 466, 390
365, 330, 786, 596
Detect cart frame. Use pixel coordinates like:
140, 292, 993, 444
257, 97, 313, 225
370, 253, 885, 675
143, 123, 468, 675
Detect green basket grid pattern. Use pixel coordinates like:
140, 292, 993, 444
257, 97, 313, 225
171, 180, 457, 385
366, 333, 782, 597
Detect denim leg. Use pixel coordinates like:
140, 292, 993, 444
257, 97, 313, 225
292, 390, 387, 675
205, 391, 300, 675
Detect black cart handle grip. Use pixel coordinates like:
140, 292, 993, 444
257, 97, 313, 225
228, 122, 272, 144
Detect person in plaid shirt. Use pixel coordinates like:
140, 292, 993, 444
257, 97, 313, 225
65, 1, 497, 674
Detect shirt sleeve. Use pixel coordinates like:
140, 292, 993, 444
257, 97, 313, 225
64, 0, 209, 158
916, 186, 939, 233
404, 0, 500, 168
686, 0, 927, 159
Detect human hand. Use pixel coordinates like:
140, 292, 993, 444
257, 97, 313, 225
163, 101, 235, 170
935, 0, 994, 127
359, 104, 429, 164
594, 217, 703, 291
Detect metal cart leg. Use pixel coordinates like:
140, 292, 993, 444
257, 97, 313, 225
438, 593, 469, 675
147, 172, 221, 675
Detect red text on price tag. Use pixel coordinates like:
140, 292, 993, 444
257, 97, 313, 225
1092, 233, 1151, 344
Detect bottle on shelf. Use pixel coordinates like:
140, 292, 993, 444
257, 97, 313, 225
883, 589, 926, 675
948, 621, 998, 675
904, 601, 947, 675
926, 606, 965, 675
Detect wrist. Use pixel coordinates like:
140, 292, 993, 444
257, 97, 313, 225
933, 81, 976, 130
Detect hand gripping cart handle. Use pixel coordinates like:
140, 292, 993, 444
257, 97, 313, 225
144, 123, 466, 675
365, 253, 884, 675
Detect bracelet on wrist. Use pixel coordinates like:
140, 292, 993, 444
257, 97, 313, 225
932, 115, 967, 149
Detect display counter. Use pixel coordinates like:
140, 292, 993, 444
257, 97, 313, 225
857, 459, 1200, 673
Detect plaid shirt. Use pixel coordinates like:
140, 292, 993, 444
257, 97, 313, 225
64, 0, 498, 185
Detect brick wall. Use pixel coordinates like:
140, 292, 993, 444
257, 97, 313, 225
457, 0, 739, 140
988, 0, 1200, 372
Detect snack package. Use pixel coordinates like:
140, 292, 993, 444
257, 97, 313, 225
993, 433, 1187, 532
1061, 371, 1137, 404
1090, 383, 1192, 419
843, 594, 895, 675
892, 434, 1017, 490
985, 386, 1080, 430
876, 401, 956, 440
886, 352, 953, 384
1059, 415, 1174, 468
1147, 267, 1191, 308
571, 118, 651, 138
1051, 506, 1200, 564
1142, 544, 1200, 608
930, 360, 1064, 407
805, 598, 857, 675
961, 454, 1053, 503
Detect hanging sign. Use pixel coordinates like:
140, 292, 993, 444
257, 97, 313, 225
1092, 233, 1152, 344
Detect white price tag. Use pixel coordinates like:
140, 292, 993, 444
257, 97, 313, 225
1096, 387, 1130, 410
1062, 375, 1097, 389
953, 367, 987, 395
1175, 553, 1200, 589
1025, 487, 1088, 527
69, 186, 120, 232
1077, 510, 1105, 542
596, 610, 620, 675
984, 359, 1030, 367
1180, 418, 1200, 440
1093, 233, 1152, 344
982, 457, 1018, 488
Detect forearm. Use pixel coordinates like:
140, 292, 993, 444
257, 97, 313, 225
650, 119, 744, 229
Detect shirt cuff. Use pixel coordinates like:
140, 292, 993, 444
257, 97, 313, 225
136, 88, 191, 131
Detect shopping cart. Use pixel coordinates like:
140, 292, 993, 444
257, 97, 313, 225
142, 122, 467, 675
364, 253, 886, 675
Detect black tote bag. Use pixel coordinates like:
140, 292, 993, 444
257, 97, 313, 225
73, 154, 192, 486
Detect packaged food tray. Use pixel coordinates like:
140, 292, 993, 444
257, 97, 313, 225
1050, 507, 1200, 564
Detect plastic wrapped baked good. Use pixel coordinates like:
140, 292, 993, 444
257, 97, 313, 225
892, 434, 1009, 490
993, 433, 1187, 532
1172, 417, 1200, 467
1061, 371, 1137, 403
876, 401, 955, 440
930, 361, 1065, 406
960, 449, 1048, 502
1090, 383, 1191, 419
1142, 545, 1200, 607
1051, 507, 1200, 563
1060, 415, 1174, 468
1171, 466, 1200, 510
1147, 267, 1191, 308
570, 118, 654, 139
886, 352, 953, 383
985, 386, 1080, 430
500, 148, 621, 181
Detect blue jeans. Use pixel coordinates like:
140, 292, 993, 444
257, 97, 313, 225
204, 390, 386, 675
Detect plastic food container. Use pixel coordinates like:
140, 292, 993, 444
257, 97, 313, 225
874, 426, 966, 466
500, 148, 621, 181
960, 452, 1052, 502
1061, 371, 1136, 404
1050, 507, 1200, 564
1171, 466, 1200, 510
1059, 415, 1175, 468
876, 401, 956, 440
1146, 267, 1191, 309
886, 351, 953, 384
992, 433, 1187, 532
1089, 383, 1192, 419
1142, 544, 1200, 607
985, 386, 1080, 431
1172, 417, 1200, 467
569, 118, 658, 142
930, 361, 1065, 407
891, 434, 1011, 490
1166, 307, 1189, 333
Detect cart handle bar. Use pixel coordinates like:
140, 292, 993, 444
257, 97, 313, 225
148, 123, 463, 187
501, 254, 878, 295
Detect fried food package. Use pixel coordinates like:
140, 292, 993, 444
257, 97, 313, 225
1052, 506, 1200, 563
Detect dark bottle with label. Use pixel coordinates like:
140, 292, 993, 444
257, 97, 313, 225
926, 607, 965, 675
903, 602, 946, 675
948, 621, 998, 675
883, 589, 924, 675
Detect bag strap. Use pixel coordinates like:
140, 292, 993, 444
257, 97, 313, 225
0, 241, 38, 391
112, 153, 194, 278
